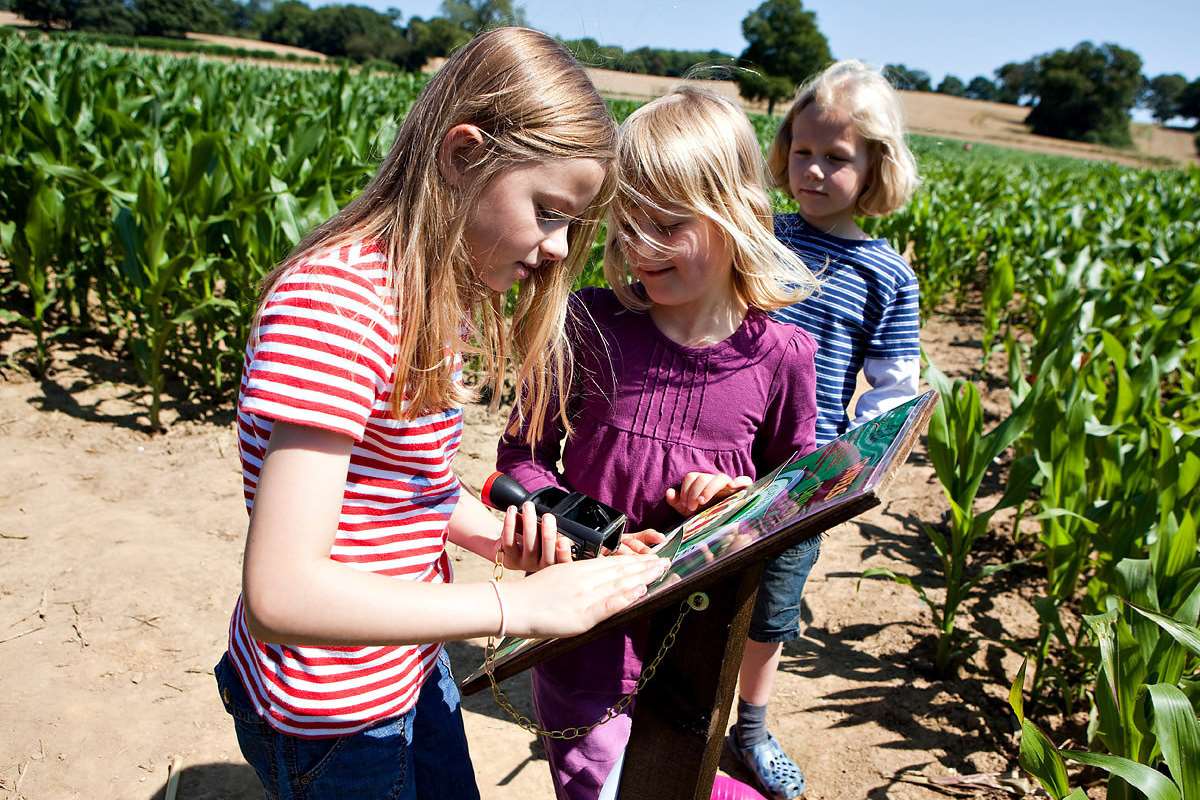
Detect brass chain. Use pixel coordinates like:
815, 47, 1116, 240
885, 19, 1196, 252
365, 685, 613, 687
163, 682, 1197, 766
485, 547, 706, 741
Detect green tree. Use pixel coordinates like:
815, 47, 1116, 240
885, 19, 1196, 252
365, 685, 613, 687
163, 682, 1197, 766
883, 63, 931, 91
1180, 78, 1200, 125
995, 59, 1038, 104
1140, 73, 1188, 124
1025, 41, 1143, 147
211, 0, 268, 35
735, 70, 795, 115
135, 0, 220, 36
302, 5, 398, 58
13, 0, 72, 28
260, 0, 312, 47
736, 0, 830, 113
965, 75, 998, 101
74, 0, 136, 33
937, 74, 966, 97
439, 0, 525, 33
403, 15, 469, 69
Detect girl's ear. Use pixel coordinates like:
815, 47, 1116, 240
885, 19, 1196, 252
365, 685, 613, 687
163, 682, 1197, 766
439, 124, 486, 187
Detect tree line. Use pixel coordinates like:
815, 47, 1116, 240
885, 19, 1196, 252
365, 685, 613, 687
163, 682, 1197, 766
8, 0, 1198, 150
731, 0, 1198, 148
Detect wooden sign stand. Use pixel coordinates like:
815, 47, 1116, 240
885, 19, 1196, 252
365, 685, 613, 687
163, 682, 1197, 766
462, 392, 939, 798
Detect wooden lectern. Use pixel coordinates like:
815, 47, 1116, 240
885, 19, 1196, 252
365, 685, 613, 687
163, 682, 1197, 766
462, 392, 939, 798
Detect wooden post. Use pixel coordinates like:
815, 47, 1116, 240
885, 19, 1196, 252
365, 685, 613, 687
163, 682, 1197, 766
618, 563, 765, 799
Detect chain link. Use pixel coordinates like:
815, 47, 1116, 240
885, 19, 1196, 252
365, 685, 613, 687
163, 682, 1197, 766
485, 545, 706, 741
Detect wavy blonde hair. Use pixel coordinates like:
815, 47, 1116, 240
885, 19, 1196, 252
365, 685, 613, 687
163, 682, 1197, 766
258, 28, 616, 443
604, 86, 817, 312
769, 59, 919, 217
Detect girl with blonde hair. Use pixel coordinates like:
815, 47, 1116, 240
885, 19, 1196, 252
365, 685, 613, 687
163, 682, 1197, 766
214, 28, 669, 799
726, 59, 923, 800
497, 85, 821, 799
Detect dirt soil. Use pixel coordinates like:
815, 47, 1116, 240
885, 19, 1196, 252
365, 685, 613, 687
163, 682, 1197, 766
0, 311, 1050, 800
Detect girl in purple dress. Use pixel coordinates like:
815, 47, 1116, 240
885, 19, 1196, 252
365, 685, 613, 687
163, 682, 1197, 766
497, 86, 821, 799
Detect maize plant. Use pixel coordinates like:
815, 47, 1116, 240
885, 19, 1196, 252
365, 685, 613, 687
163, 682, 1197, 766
863, 360, 1035, 674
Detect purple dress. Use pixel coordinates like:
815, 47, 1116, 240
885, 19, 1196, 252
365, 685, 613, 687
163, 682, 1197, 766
497, 287, 817, 799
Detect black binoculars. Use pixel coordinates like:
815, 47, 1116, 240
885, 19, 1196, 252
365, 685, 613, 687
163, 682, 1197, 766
481, 472, 626, 560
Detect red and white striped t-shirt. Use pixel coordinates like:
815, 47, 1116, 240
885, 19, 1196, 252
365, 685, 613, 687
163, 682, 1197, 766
226, 241, 464, 738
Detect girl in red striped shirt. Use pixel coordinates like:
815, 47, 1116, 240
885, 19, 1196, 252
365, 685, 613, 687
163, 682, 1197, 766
214, 27, 668, 799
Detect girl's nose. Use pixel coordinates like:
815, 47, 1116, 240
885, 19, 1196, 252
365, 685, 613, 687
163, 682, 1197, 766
541, 226, 570, 263
805, 162, 824, 181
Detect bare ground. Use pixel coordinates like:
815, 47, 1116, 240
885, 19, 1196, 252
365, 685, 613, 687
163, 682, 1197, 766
0, 311, 1052, 800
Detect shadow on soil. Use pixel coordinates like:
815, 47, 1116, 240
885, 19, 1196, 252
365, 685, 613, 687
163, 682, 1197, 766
145, 762, 262, 800
18, 334, 235, 433
788, 517, 1020, 798
446, 638, 548, 785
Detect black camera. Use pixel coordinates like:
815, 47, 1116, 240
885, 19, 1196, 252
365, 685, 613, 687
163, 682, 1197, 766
481, 472, 626, 560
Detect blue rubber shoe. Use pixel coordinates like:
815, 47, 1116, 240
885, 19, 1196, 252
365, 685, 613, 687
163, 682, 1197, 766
725, 727, 806, 799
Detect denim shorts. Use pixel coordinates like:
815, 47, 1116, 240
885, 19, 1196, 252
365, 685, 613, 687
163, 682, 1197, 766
214, 648, 480, 800
748, 535, 822, 643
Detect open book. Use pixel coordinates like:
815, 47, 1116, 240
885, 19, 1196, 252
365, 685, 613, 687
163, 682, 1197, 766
461, 390, 938, 692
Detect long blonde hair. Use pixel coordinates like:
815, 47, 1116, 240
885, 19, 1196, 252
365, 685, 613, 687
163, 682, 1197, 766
604, 86, 817, 312
258, 28, 617, 442
768, 60, 919, 217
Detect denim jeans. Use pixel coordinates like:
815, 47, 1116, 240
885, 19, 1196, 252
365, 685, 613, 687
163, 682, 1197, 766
748, 534, 822, 642
215, 649, 480, 800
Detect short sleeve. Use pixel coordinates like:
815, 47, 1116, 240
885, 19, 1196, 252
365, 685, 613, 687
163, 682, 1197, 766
867, 258, 921, 360
240, 260, 396, 442
754, 328, 819, 472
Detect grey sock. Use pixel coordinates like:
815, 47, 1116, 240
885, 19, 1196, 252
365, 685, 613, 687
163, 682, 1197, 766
734, 698, 768, 747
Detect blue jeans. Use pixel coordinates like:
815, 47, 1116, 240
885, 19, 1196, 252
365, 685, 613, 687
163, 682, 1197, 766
215, 649, 480, 800
748, 535, 822, 643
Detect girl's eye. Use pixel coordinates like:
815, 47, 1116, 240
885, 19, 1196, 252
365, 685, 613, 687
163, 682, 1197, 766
537, 206, 568, 224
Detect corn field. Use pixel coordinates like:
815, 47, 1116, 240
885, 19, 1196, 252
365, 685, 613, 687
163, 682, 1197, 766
2, 33, 1199, 798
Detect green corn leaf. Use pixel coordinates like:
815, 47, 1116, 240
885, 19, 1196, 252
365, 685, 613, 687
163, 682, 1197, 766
1117, 559, 1159, 611
1009, 658, 1028, 722
1019, 720, 1073, 800
963, 557, 1030, 593
182, 132, 219, 197
1061, 750, 1181, 800
1128, 603, 1200, 659
25, 182, 65, 270
1144, 684, 1200, 800
858, 567, 938, 623
1163, 511, 1197, 584
1031, 507, 1099, 533
919, 521, 949, 560
1084, 610, 1120, 713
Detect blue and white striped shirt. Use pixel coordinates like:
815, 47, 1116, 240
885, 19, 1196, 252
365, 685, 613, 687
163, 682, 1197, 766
772, 214, 922, 446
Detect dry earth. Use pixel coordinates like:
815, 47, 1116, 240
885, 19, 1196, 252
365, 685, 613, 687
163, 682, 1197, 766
0, 312, 1050, 800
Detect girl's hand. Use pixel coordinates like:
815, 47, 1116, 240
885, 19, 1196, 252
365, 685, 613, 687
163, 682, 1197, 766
503, 555, 670, 638
499, 502, 572, 572
665, 472, 753, 516
608, 528, 666, 555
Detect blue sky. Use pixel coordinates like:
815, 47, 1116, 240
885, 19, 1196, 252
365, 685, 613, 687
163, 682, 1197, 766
332, 0, 1199, 83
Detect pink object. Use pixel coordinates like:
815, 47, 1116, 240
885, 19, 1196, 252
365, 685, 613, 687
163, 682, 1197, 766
711, 773, 768, 800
